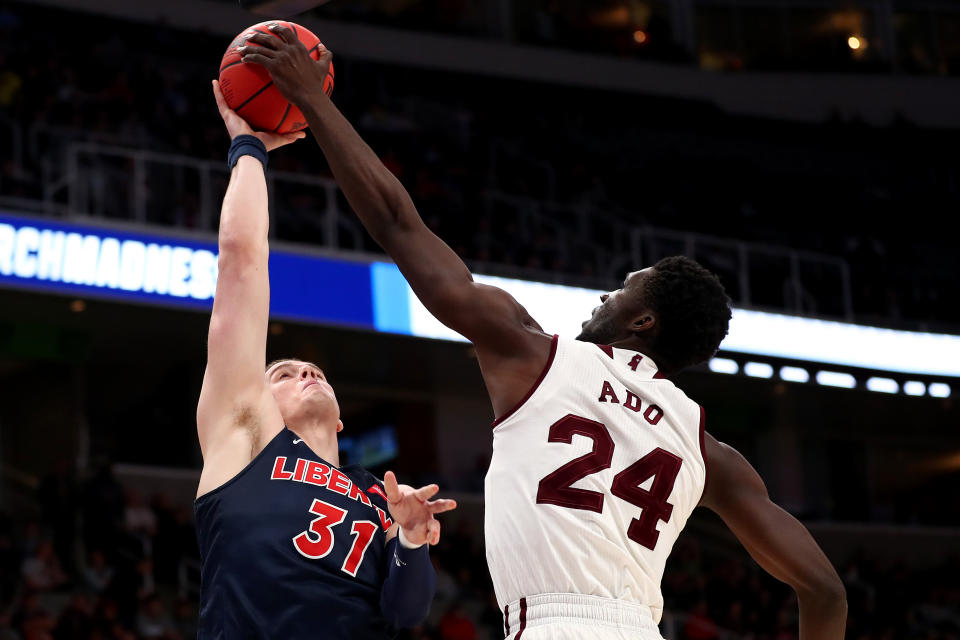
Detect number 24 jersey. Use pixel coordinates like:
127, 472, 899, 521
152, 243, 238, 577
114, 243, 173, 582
484, 335, 707, 623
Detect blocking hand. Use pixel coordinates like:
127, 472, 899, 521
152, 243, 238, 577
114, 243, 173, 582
383, 471, 457, 547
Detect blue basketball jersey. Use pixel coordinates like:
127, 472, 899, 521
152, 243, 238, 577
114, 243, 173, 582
195, 427, 397, 639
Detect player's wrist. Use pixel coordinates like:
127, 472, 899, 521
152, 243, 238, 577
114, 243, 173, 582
397, 526, 425, 550
292, 85, 330, 113
228, 134, 269, 170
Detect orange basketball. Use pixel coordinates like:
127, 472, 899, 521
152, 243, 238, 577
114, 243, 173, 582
218, 21, 335, 134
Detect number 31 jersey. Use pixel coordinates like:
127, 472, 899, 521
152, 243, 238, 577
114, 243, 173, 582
194, 427, 396, 640
484, 335, 707, 623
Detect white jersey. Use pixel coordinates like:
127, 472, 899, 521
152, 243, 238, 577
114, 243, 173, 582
484, 335, 707, 625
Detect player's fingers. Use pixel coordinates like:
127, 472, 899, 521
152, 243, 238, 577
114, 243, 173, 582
240, 51, 274, 68
383, 471, 401, 503
413, 484, 440, 502
317, 48, 334, 65
427, 520, 441, 545
244, 33, 281, 51
427, 498, 457, 514
268, 23, 298, 46
211, 80, 229, 113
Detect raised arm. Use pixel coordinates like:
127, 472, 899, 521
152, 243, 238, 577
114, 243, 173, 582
237, 27, 552, 412
699, 433, 847, 639
195, 81, 304, 497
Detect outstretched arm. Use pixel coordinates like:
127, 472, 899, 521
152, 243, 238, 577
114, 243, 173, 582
238, 28, 552, 402
700, 433, 847, 640
378, 471, 456, 628
195, 81, 304, 497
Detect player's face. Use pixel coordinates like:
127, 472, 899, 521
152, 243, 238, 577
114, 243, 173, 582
576, 269, 650, 344
266, 360, 341, 427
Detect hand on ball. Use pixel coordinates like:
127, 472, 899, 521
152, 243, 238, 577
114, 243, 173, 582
212, 79, 305, 151
239, 23, 334, 108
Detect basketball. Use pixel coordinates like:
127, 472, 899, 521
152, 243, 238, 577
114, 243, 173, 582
218, 20, 335, 134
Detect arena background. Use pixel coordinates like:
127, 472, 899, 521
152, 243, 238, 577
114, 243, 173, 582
1, 0, 959, 638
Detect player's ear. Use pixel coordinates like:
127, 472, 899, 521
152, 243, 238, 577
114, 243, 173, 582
631, 312, 656, 334
336, 420, 344, 433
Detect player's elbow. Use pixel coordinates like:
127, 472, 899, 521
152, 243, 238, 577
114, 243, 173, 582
798, 569, 847, 609
382, 600, 431, 629
380, 584, 433, 629
217, 232, 267, 264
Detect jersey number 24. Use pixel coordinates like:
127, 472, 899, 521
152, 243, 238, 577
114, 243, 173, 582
536, 414, 682, 551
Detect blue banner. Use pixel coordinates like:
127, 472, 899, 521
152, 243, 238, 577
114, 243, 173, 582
0, 212, 374, 330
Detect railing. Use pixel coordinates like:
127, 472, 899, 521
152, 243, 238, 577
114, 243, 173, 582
46, 142, 364, 251
0, 114, 24, 169
23, 138, 854, 319
480, 190, 854, 318
633, 226, 854, 319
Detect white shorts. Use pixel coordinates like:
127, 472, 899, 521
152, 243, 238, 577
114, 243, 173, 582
501, 593, 665, 640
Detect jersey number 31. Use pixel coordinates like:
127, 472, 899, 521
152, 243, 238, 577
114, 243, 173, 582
536, 414, 682, 551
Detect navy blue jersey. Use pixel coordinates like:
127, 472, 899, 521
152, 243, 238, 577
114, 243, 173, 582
194, 427, 397, 640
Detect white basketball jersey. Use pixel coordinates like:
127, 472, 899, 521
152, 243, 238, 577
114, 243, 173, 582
484, 335, 707, 623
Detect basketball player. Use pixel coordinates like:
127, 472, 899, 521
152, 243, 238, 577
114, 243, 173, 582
193, 79, 456, 639
240, 26, 846, 639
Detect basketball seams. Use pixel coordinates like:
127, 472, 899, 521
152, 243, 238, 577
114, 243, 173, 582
219, 59, 243, 73
235, 81, 274, 113
272, 103, 293, 133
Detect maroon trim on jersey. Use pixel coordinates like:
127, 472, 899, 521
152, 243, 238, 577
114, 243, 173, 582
516, 598, 528, 639
503, 604, 510, 636
653, 370, 666, 379
491, 335, 559, 429
596, 344, 614, 358
698, 405, 709, 501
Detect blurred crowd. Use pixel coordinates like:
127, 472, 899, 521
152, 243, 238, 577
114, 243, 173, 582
1, 463, 959, 640
0, 1, 958, 332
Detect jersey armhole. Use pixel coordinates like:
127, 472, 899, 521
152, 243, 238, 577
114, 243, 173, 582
195, 427, 288, 505
697, 405, 709, 506
491, 334, 559, 429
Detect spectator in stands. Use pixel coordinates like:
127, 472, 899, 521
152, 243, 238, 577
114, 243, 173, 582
122, 489, 156, 556
135, 595, 179, 640
53, 592, 94, 639
21, 540, 68, 592
438, 602, 476, 640
81, 550, 113, 594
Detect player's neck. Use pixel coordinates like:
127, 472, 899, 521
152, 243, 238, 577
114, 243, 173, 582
289, 421, 341, 467
608, 336, 647, 354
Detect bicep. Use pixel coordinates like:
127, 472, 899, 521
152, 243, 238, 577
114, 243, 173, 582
700, 434, 839, 593
383, 221, 540, 355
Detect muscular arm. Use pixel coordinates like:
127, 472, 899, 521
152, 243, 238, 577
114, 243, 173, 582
196, 82, 301, 496
700, 433, 847, 639
240, 29, 551, 416
196, 155, 283, 496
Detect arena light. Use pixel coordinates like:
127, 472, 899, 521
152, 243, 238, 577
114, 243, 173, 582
721, 309, 960, 377
3, 211, 960, 384
708, 358, 739, 374
866, 377, 898, 394
743, 362, 774, 378
903, 381, 926, 397
779, 366, 810, 383
847, 36, 863, 50
816, 371, 857, 389
928, 383, 952, 398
